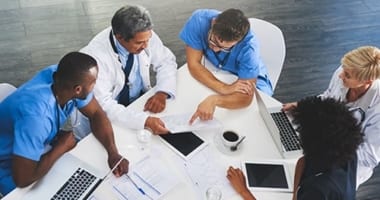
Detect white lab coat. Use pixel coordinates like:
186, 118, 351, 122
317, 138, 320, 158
78, 27, 177, 133
320, 66, 380, 187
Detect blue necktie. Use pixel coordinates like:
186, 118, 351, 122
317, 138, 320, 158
118, 53, 134, 106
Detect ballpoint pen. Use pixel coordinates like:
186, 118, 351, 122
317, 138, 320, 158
83, 157, 125, 200
126, 174, 153, 200
103, 157, 125, 180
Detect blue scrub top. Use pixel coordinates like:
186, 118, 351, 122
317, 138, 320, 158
179, 9, 273, 95
0, 64, 93, 194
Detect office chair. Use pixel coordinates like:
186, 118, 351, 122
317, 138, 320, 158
0, 83, 17, 102
249, 18, 286, 89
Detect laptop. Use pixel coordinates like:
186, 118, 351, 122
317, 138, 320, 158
21, 153, 119, 200
255, 89, 302, 158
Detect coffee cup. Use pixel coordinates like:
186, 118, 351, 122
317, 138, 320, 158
221, 130, 240, 148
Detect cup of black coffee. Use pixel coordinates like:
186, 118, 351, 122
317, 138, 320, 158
221, 130, 240, 149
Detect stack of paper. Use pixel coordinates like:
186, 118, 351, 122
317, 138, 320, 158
182, 147, 238, 200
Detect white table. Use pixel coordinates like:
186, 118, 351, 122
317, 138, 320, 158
4, 65, 296, 200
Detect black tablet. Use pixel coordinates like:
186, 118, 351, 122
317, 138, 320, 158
159, 131, 207, 160
241, 160, 292, 192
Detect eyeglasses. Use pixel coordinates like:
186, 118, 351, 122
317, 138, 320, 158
208, 31, 234, 53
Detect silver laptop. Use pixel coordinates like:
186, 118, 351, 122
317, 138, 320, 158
21, 153, 110, 200
255, 89, 302, 158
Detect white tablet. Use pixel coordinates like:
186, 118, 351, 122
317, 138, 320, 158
159, 131, 208, 160
241, 160, 293, 192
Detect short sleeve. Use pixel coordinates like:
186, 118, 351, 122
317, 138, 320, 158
236, 46, 260, 79
13, 115, 54, 161
75, 92, 94, 109
179, 10, 209, 51
179, 12, 203, 50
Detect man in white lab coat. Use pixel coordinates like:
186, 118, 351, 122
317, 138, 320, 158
76, 5, 177, 137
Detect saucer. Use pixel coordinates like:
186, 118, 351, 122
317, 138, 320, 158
213, 134, 244, 156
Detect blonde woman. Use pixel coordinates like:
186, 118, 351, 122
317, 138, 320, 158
283, 46, 380, 190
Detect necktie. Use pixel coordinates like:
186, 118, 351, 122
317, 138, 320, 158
118, 53, 134, 106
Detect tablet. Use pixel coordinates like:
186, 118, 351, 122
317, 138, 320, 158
241, 160, 292, 192
159, 131, 207, 160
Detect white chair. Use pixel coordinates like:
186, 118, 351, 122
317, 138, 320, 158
249, 18, 286, 89
0, 83, 15, 198
0, 83, 17, 102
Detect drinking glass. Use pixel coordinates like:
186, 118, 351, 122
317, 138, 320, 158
136, 128, 153, 151
206, 186, 222, 200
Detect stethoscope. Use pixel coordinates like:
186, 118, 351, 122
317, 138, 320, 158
349, 107, 366, 124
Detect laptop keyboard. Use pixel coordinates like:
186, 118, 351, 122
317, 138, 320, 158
270, 112, 301, 151
51, 168, 97, 200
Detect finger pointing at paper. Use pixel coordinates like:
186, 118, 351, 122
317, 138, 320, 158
189, 96, 217, 124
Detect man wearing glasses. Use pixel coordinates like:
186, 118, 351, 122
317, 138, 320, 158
179, 8, 273, 123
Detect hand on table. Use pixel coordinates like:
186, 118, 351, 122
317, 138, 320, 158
108, 154, 129, 177
189, 95, 217, 124
145, 116, 170, 135
227, 166, 256, 200
144, 92, 168, 113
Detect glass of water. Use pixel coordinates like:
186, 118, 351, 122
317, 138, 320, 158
136, 128, 152, 151
206, 186, 222, 200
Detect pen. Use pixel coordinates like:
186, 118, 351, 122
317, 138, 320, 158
127, 175, 145, 194
133, 172, 161, 195
103, 157, 124, 180
83, 157, 125, 200
126, 174, 153, 200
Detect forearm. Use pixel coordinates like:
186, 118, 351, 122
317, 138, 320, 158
185, 46, 226, 93
89, 109, 118, 156
188, 62, 226, 92
211, 92, 253, 109
292, 156, 305, 200
240, 190, 257, 200
12, 147, 66, 187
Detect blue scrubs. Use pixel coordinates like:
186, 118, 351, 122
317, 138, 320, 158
0, 64, 93, 195
179, 9, 273, 95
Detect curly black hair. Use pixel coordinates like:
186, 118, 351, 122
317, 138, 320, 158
291, 96, 364, 170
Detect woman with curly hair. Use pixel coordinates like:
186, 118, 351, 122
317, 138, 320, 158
282, 46, 380, 196
227, 96, 363, 200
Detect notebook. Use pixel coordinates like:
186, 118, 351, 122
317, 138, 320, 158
255, 89, 302, 158
21, 153, 118, 200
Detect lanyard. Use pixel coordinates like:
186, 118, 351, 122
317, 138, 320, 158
109, 30, 119, 54
55, 97, 60, 133
212, 51, 231, 68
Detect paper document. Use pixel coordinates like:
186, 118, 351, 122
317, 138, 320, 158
161, 113, 222, 133
111, 156, 179, 200
182, 147, 237, 200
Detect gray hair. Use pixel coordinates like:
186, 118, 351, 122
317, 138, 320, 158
111, 5, 153, 41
